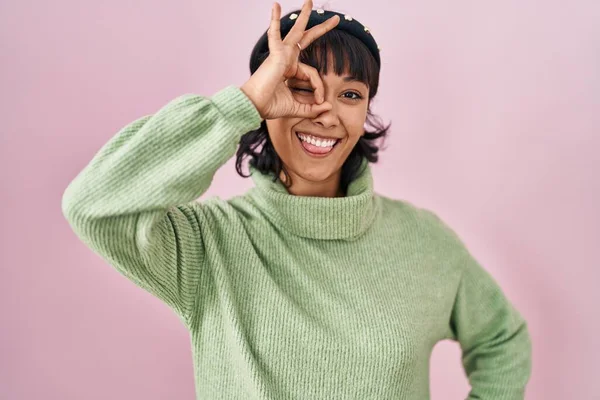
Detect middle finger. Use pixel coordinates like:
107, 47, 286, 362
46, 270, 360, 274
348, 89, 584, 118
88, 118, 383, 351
285, 0, 313, 42
300, 14, 340, 49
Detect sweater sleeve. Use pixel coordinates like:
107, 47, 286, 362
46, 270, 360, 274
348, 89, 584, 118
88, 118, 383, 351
448, 247, 533, 399
61, 85, 262, 326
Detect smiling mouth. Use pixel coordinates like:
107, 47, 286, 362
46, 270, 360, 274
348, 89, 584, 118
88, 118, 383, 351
295, 132, 341, 156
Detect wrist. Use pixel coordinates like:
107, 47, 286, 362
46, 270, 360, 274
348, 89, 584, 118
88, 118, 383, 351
240, 81, 263, 119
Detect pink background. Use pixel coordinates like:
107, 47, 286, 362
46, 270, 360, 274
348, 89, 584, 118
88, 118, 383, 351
1, 0, 598, 398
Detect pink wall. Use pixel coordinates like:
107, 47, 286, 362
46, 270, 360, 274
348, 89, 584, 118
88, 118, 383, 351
1, 0, 598, 398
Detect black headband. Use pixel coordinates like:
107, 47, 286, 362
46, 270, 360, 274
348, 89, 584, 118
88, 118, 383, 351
250, 8, 381, 74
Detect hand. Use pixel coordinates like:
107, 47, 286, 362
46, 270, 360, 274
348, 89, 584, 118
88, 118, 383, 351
241, 0, 340, 120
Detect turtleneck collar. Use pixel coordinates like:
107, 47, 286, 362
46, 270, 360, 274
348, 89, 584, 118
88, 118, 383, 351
246, 159, 380, 240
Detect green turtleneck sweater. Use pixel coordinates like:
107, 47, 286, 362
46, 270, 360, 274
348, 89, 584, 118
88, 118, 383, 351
61, 85, 532, 399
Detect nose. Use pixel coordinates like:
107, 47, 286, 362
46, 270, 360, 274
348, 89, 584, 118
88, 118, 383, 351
311, 99, 340, 129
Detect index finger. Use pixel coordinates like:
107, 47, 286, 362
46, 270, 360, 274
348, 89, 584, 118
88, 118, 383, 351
295, 63, 325, 104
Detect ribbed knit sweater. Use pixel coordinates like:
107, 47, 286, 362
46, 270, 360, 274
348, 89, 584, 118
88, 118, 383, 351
61, 85, 532, 399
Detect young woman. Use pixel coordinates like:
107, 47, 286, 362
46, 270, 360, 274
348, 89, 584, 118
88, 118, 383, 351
62, 1, 532, 398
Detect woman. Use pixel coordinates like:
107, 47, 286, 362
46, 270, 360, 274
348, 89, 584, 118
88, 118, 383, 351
62, 1, 532, 398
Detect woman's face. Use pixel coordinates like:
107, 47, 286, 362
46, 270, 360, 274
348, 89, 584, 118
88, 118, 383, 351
266, 71, 369, 187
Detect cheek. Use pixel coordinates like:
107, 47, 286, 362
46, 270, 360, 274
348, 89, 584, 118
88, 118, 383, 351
266, 120, 289, 144
266, 118, 298, 156
342, 112, 368, 143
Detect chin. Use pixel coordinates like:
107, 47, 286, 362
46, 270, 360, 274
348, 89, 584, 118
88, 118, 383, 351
298, 168, 332, 183
289, 158, 340, 183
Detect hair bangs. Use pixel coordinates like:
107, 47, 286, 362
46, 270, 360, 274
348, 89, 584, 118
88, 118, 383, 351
298, 29, 379, 98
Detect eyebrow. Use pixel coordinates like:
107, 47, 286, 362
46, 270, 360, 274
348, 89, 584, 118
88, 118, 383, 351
288, 75, 367, 87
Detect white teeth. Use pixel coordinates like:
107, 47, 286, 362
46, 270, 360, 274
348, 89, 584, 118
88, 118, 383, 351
298, 133, 337, 148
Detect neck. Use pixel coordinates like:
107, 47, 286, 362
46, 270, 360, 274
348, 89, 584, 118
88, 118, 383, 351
279, 168, 345, 198
248, 158, 378, 240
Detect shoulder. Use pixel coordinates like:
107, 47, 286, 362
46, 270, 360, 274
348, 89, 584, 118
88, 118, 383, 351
187, 192, 267, 229
375, 193, 468, 253
375, 193, 442, 225
184, 195, 247, 233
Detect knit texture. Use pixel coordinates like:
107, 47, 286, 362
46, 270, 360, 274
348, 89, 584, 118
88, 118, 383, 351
61, 85, 532, 399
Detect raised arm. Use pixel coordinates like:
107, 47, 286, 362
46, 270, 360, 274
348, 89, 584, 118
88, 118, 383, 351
61, 86, 262, 326
62, 0, 344, 328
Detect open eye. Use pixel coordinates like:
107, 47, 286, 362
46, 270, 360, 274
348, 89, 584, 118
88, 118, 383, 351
343, 91, 363, 100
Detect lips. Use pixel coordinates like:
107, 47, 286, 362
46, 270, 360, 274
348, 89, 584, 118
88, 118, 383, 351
295, 132, 341, 156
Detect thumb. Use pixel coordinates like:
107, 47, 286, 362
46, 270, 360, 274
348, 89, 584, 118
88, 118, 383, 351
291, 100, 332, 119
